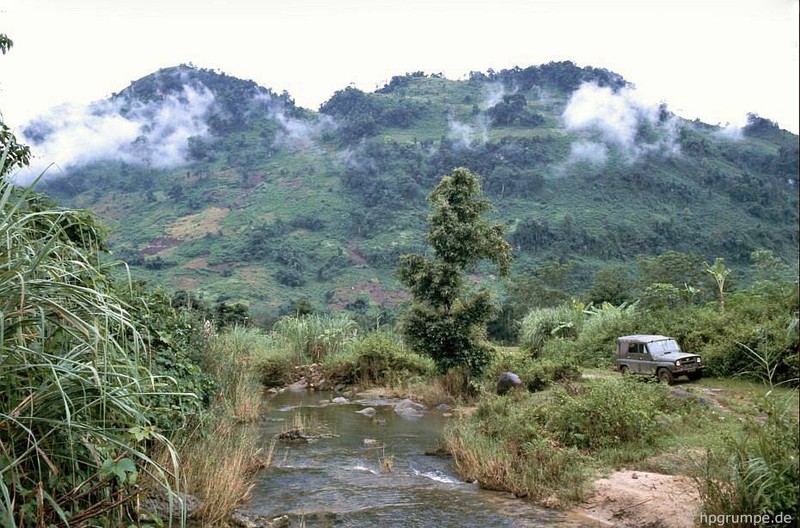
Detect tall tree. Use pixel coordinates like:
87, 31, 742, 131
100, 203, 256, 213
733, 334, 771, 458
397, 167, 512, 376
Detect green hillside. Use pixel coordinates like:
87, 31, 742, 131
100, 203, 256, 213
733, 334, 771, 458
31, 63, 799, 321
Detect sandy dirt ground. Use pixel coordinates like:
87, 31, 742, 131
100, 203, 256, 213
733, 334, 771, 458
572, 470, 700, 527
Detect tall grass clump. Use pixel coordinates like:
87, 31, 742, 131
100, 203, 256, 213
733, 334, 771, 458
0, 170, 180, 525
167, 326, 272, 526
572, 302, 638, 366
545, 378, 672, 450
692, 345, 799, 524
203, 326, 268, 421
171, 418, 262, 527
445, 392, 592, 506
321, 329, 436, 387
693, 392, 799, 525
519, 302, 584, 355
272, 313, 358, 363
446, 377, 699, 507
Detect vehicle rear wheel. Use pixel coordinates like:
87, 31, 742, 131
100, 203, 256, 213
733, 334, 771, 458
620, 365, 630, 376
657, 368, 674, 385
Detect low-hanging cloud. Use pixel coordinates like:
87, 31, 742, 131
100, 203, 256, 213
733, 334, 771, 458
562, 82, 680, 163
713, 122, 743, 141
569, 140, 608, 165
447, 113, 490, 149
13, 85, 215, 185
251, 90, 336, 150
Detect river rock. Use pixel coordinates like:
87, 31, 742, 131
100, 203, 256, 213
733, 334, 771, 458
286, 379, 308, 392
362, 438, 383, 447
496, 371, 522, 395
394, 399, 427, 419
230, 510, 290, 528
276, 429, 314, 443
356, 407, 376, 417
331, 396, 349, 404
436, 403, 452, 412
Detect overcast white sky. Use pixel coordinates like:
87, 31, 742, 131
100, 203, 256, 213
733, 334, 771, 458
1, 0, 798, 133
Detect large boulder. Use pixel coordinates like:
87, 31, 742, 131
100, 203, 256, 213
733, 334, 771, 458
393, 399, 427, 420
497, 371, 522, 395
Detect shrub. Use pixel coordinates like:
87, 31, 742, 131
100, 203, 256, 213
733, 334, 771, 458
445, 393, 591, 505
694, 393, 799, 524
485, 347, 580, 392
545, 378, 670, 450
322, 330, 436, 387
518, 302, 584, 355
0, 173, 180, 525
571, 302, 638, 366
272, 313, 358, 363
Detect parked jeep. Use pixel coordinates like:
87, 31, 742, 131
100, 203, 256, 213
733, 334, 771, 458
615, 335, 703, 385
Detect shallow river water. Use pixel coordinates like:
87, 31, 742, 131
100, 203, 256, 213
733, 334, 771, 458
243, 390, 594, 527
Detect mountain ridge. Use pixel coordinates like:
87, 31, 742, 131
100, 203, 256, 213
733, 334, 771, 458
24, 61, 798, 321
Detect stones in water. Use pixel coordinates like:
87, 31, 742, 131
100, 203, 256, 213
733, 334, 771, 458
286, 379, 308, 392
497, 371, 522, 395
362, 438, 383, 448
230, 511, 290, 528
331, 396, 349, 404
356, 407, 376, 417
276, 429, 315, 443
393, 399, 427, 420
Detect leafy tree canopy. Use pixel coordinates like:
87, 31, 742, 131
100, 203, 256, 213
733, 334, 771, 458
398, 168, 512, 376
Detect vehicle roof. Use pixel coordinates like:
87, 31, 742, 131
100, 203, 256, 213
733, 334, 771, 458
617, 335, 674, 343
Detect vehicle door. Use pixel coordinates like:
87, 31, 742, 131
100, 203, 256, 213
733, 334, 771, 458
628, 342, 653, 374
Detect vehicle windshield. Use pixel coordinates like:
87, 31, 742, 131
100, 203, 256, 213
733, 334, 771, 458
646, 339, 681, 356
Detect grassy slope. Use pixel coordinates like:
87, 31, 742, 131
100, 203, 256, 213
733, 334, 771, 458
40, 67, 799, 311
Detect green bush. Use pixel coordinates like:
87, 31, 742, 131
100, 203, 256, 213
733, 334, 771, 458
322, 330, 436, 386
0, 173, 180, 525
545, 378, 671, 450
571, 302, 638, 367
272, 313, 358, 363
519, 303, 584, 355
694, 393, 799, 523
445, 393, 591, 505
485, 347, 580, 392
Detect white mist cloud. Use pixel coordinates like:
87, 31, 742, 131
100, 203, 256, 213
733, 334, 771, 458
13, 85, 215, 185
447, 114, 489, 149
481, 82, 509, 110
713, 122, 743, 141
563, 83, 652, 146
275, 111, 336, 150
252, 91, 335, 150
562, 82, 680, 163
569, 140, 608, 165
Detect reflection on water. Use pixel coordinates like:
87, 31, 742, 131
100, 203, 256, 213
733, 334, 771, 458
246, 390, 591, 527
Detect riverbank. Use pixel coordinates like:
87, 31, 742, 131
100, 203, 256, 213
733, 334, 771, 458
573, 470, 699, 528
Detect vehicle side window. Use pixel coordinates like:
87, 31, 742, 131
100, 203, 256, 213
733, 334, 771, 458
629, 343, 644, 356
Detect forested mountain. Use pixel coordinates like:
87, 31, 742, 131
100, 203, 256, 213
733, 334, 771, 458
26, 62, 799, 322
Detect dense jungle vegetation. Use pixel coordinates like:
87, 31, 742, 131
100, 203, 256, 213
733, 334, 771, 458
2, 33, 798, 526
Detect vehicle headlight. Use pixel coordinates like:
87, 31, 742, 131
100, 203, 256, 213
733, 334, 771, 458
697, 357, 701, 363
676, 360, 682, 366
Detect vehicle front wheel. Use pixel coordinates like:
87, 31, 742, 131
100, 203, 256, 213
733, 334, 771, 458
657, 368, 674, 385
